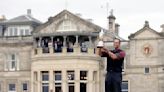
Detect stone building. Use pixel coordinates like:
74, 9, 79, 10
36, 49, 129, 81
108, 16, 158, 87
0, 9, 164, 92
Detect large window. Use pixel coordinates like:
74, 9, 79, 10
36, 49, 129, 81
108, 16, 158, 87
42, 71, 49, 81
22, 83, 28, 91
121, 81, 128, 92
54, 71, 62, 92
6, 53, 19, 71
8, 84, 16, 92
42, 71, 49, 92
80, 71, 88, 80
67, 71, 75, 80
54, 71, 62, 81
42, 83, 49, 92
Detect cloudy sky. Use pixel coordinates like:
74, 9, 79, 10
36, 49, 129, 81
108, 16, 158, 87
0, 0, 164, 39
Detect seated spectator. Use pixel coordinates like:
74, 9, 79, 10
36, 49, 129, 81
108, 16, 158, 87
54, 38, 62, 53
81, 42, 87, 52
67, 42, 74, 52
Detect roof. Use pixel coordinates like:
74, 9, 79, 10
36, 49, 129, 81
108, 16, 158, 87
33, 10, 103, 33
128, 21, 162, 39
0, 14, 42, 25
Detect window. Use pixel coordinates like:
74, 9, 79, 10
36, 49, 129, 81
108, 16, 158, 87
57, 20, 77, 31
20, 29, 24, 36
54, 71, 62, 92
13, 28, 18, 36
54, 71, 62, 81
121, 81, 128, 92
25, 29, 30, 35
42, 83, 49, 92
9, 84, 16, 91
67, 71, 75, 80
9, 28, 13, 36
42, 71, 49, 81
7, 54, 18, 71
145, 67, 150, 74
68, 83, 74, 92
55, 83, 62, 92
80, 71, 88, 80
22, 83, 28, 91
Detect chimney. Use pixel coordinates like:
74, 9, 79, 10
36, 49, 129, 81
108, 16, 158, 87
160, 24, 164, 32
115, 23, 120, 36
27, 9, 32, 16
108, 9, 116, 33
0, 15, 6, 21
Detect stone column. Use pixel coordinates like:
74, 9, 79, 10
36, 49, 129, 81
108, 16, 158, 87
62, 70, 67, 92
49, 70, 53, 92
75, 35, 79, 47
89, 36, 92, 47
75, 69, 80, 92
37, 71, 41, 92
49, 37, 54, 53
63, 36, 67, 47
88, 70, 93, 92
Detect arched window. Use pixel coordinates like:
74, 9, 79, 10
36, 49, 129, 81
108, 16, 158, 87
57, 20, 77, 31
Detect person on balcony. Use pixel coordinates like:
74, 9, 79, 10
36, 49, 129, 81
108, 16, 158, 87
81, 42, 87, 52
67, 42, 73, 52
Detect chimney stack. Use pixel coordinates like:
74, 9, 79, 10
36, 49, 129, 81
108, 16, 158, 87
27, 9, 32, 16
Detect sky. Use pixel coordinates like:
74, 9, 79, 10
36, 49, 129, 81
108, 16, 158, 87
0, 0, 164, 40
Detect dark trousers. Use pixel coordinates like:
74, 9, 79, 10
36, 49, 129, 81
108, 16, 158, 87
105, 71, 122, 92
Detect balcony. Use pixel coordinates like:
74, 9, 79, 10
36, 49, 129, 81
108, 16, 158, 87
31, 46, 98, 60
0, 36, 33, 43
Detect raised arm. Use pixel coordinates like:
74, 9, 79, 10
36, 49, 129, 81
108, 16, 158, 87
102, 47, 125, 60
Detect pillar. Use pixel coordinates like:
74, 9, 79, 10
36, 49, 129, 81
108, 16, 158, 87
75, 69, 80, 92
88, 70, 93, 92
75, 35, 79, 46
37, 71, 41, 92
49, 70, 53, 92
63, 36, 67, 47
88, 36, 92, 47
62, 70, 67, 92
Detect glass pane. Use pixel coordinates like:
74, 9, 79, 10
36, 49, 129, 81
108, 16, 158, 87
20, 29, 24, 35
42, 71, 49, 81
22, 83, 28, 90
42, 83, 49, 92
9, 84, 15, 91
11, 61, 16, 69
80, 71, 87, 80
67, 71, 74, 80
55, 71, 62, 81
55, 86, 61, 92
121, 81, 128, 92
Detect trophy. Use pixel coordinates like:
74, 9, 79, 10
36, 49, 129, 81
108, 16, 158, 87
97, 29, 104, 48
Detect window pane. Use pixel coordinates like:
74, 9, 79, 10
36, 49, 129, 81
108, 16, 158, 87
121, 81, 128, 92
80, 71, 87, 80
9, 84, 15, 91
67, 71, 74, 80
11, 61, 16, 69
25, 29, 30, 35
42, 71, 49, 81
55, 71, 62, 81
14, 28, 17, 36
42, 83, 49, 92
20, 29, 24, 35
23, 83, 27, 91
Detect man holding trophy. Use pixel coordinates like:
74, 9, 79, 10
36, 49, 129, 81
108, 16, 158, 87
97, 29, 125, 92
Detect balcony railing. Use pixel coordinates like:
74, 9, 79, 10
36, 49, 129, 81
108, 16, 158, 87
0, 36, 33, 43
32, 46, 96, 56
